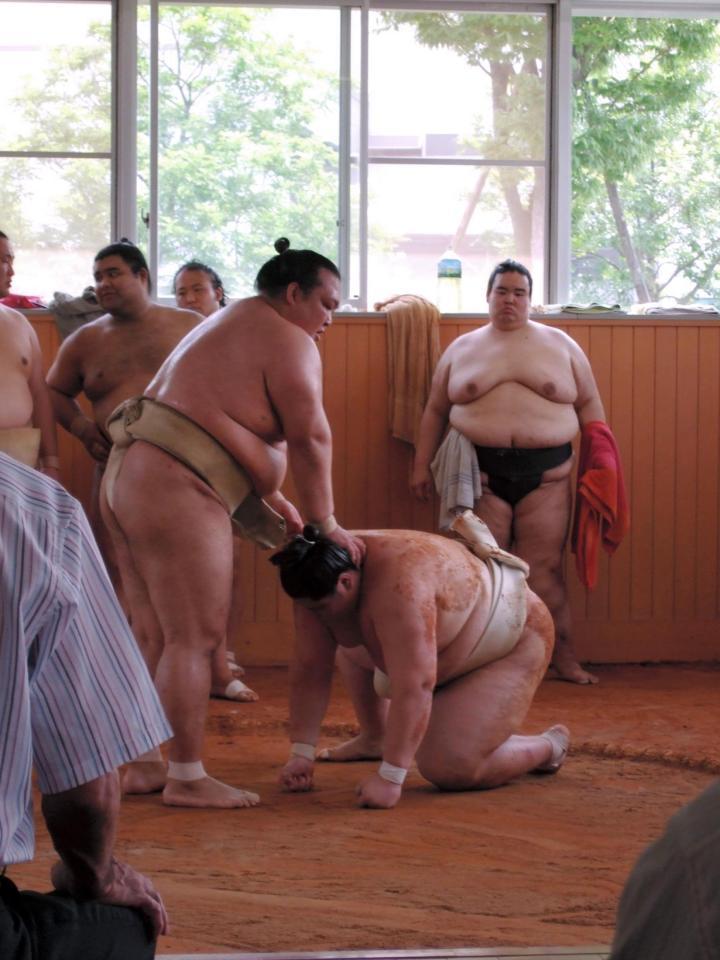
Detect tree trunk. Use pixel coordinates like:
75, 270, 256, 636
605, 176, 651, 301
452, 169, 490, 251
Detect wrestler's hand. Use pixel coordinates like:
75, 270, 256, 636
410, 462, 433, 502
328, 526, 366, 567
356, 773, 402, 809
75, 419, 111, 464
51, 857, 169, 937
265, 492, 303, 538
279, 755, 314, 792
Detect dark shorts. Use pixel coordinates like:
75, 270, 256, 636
0, 874, 155, 960
474, 442, 572, 507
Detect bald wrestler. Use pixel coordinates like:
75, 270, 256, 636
275, 516, 568, 809
412, 259, 606, 685
0, 231, 59, 478
101, 238, 365, 809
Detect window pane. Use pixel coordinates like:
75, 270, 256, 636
0, 2, 111, 152
367, 163, 545, 309
0, 157, 111, 302
365, 9, 547, 310
572, 17, 720, 308
143, 5, 340, 298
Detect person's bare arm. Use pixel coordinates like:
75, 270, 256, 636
410, 351, 452, 501
42, 771, 168, 936
268, 331, 365, 564
569, 339, 606, 427
26, 324, 60, 479
47, 331, 110, 463
357, 581, 437, 809
279, 604, 337, 792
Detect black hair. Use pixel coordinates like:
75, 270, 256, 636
172, 260, 227, 307
255, 237, 340, 298
94, 238, 152, 294
0, 231, 8, 241
270, 526, 357, 600
486, 258, 533, 299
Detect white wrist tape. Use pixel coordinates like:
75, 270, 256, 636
290, 742, 316, 761
378, 761, 407, 785
167, 760, 206, 781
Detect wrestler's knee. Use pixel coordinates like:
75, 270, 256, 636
416, 747, 484, 791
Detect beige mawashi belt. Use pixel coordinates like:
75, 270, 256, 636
105, 397, 286, 549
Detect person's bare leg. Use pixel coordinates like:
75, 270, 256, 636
513, 467, 597, 684
211, 534, 256, 701
416, 593, 567, 789
111, 446, 260, 808
100, 478, 166, 795
473, 484, 513, 551
90, 463, 128, 614
317, 646, 387, 761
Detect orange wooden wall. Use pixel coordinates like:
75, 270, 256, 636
31, 310, 720, 666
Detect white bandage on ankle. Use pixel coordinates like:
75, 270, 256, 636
167, 760, 206, 781
378, 761, 407, 785
290, 742, 316, 761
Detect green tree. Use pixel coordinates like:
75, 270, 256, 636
572, 17, 720, 304
379, 12, 546, 262
139, 5, 339, 293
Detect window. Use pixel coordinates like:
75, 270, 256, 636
571, 14, 720, 308
0, 2, 112, 301
138, 2, 550, 309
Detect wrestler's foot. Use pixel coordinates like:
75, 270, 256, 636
549, 646, 599, 685
122, 761, 167, 795
316, 734, 383, 762
227, 651, 245, 676
534, 725, 570, 774
211, 678, 259, 702
163, 775, 261, 809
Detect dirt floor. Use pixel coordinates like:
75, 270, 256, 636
11, 664, 720, 955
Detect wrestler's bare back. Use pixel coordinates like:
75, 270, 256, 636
146, 296, 319, 495
446, 321, 584, 448
0, 305, 39, 429
49, 304, 201, 433
329, 531, 500, 684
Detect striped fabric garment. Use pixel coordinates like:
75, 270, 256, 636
0, 453, 172, 866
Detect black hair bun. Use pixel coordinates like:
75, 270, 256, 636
274, 237, 290, 254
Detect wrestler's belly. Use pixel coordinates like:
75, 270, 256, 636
449, 383, 579, 448
0, 373, 33, 429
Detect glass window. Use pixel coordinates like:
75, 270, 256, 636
571, 16, 720, 308
0, 2, 112, 301
364, 9, 548, 309
139, 4, 340, 299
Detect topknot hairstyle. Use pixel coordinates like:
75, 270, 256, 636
255, 237, 340, 298
270, 525, 357, 600
94, 238, 152, 294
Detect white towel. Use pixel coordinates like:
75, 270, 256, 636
430, 427, 482, 530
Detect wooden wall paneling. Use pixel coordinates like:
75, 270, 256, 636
673, 327, 700, 620
629, 327, 655, 620
321, 324, 348, 523
696, 327, 720, 618
608, 325, 633, 623
652, 326, 678, 623
345, 322, 371, 528
563, 323, 589, 624
366, 323, 392, 529
585, 325, 613, 621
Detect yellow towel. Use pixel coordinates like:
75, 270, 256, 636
374, 294, 441, 445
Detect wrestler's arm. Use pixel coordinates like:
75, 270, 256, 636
411, 350, 452, 500
26, 322, 60, 479
47, 329, 110, 463
357, 585, 436, 809
568, 339, 605, 426
279, 604, 337, 792
268, 332, 365, 564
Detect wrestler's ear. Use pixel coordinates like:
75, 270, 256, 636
285, 281, 302, 305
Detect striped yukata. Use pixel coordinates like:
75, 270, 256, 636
0, 453, 171, 958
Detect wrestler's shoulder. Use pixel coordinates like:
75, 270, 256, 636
0, 303, 29, 326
